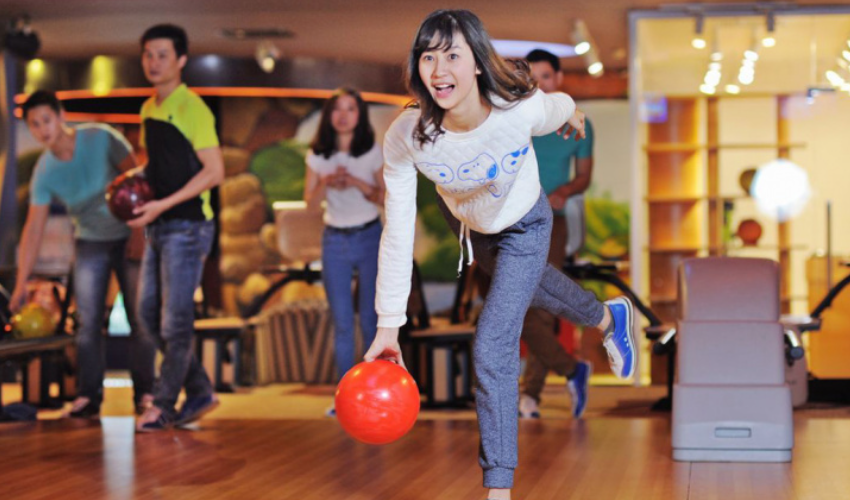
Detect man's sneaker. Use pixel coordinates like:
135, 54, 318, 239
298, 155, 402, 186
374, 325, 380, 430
602, 296, 637, 379
136, 405, 174, 432
63, 397, 100, 419
567, 361, 592, 419
518, 394, 541, 419
175, 394, 220, 427
325, 404, 337, 418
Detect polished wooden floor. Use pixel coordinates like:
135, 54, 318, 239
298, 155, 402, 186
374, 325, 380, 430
2, 409, 850, 500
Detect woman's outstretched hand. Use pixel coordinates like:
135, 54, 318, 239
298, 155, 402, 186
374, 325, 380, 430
557, 109, 586, 141
364, 326, 406, 370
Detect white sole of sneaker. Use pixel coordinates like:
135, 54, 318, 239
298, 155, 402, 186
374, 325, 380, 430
620, 297, 637, 379
605, 297, 637, 379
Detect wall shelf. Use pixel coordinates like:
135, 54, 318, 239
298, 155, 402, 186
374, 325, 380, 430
644, 143, 704, 153
707, 142, 806, 150
644, 95, 797, 331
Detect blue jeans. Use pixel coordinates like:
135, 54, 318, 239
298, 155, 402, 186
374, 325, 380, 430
321, 220, 381, 379
75, 238, 156, 406
138, 219, 215, 416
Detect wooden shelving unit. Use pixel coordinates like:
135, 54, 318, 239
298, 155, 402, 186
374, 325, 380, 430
644, 95, 802, 383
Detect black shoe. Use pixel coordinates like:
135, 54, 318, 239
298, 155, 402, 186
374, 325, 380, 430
175, 394, 220, 427
64, 397, 100, 419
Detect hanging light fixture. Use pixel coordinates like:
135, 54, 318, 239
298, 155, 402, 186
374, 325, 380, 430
572, 19, 604, 77
761, 11, 776, 48
255, 40, 280, 73
692, 14, 706, 49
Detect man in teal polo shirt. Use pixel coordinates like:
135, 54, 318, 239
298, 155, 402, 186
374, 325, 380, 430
14, 91, 156, 418
519, 49, 595, 419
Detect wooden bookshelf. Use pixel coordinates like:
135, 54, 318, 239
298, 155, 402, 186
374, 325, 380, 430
643, 95, 802, 383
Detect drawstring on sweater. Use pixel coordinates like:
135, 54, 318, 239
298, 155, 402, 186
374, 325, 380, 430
457, 222, 474, 276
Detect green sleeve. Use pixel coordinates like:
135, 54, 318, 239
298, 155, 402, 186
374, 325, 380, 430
190, 99, 219, 151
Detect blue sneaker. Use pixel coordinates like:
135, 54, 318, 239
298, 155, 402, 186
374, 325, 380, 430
567, 361, 592, 419
603, 297, 636, 379
175, 394, 220, 427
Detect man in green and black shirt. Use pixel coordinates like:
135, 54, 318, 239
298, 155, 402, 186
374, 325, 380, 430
130, 24, 224, 432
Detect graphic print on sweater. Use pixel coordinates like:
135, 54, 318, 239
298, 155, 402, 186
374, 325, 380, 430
415, 143, 531, 199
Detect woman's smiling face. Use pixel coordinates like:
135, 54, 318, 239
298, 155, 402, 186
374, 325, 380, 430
418, 30, 481, 115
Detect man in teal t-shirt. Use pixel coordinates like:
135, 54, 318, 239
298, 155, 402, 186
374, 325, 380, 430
519, 50, 596, 420
13, 91, 156, 418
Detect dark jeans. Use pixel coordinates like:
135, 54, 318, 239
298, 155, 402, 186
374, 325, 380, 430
321, 220, 381, 379
75, 238, 155, 406
138, 219, 214, 417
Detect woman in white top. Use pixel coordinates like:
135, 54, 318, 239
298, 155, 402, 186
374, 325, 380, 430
304, 88, 385, 405
363, 10, 637, 499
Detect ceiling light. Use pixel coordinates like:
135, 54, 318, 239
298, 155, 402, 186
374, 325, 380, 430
692, 14, 706, 50
726, 84, 741, 94
761, 11, 776, 48
699, 84, 716, 95
574, 41, 590, 55
573, 20, 603, 77
255, 40, 280, 73
739, 72, 755, 85
709, 62, 721, 71
4, 14, 41, 60
825, 70, 844, 87
744, 50, 759, 61
588, 61, 604, 76
572, 20, 593, 55
843, 50, 850, 62
710, 51, 723, 62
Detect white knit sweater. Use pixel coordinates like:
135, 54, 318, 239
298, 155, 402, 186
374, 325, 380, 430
377, 89, 577, 327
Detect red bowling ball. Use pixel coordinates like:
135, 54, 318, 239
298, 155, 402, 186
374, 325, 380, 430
335, 360, 420, 445
106, 169, 154, 221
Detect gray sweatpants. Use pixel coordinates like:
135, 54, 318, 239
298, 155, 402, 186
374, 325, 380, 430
439, 191, 605, 489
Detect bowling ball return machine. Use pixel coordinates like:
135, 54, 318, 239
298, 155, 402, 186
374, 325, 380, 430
0, 273, 75, 413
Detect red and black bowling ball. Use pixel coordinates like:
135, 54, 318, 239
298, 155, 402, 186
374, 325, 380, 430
106, 169, 154, 221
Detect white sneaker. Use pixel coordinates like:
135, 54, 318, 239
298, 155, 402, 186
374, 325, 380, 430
518, 394, 541, 419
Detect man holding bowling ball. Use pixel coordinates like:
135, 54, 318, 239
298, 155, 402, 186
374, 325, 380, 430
15, 90, 156, 418
130, 24, 224, 432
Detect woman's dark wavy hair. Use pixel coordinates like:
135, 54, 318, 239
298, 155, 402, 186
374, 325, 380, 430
310, 88, 375, 159
406, 9, 537, 146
